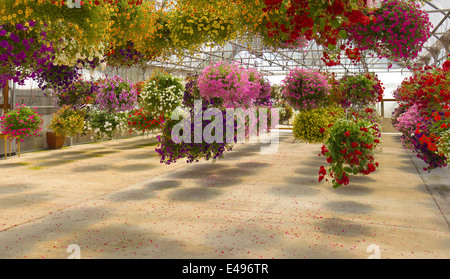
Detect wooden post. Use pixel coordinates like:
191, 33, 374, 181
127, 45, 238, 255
3, 82, 9, 113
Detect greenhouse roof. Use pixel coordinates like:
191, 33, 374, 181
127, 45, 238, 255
145, 0, 450, 78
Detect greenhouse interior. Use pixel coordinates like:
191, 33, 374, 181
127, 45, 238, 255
0, 0, 449, 260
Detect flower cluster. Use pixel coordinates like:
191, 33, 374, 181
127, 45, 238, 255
85, 107, 129, 141
337, 73, 384, 108
48, 105, 86, 138
155, 100, 234, 165
95, 76, 138, 113
396, 66, 450, 113
319, 117, 381, 188
35, 63, 82, 91
169, 0, 235, 52
156, 76, 242, 165
139, 71, 184, 118
2, 0, 112, 68
348, 106, 382, 125
197, 61, 268, 109
292, 106, 344, 144
407, 107, 449, 170
261, 0, 370, 50
394, 104, 424, 147
0, 103, 43, 142
281, 68, 330, 111
51, 78, 99, 110
394, 58, 450, 170
104, 41, 146, 68
0, 21, 54, 87
127, 108, 165, 136
346, 0, 432, 63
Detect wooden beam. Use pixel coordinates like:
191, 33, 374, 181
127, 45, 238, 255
3, 82, 9, 113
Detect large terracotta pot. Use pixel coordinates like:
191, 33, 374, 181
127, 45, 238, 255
46, 131, 66, 149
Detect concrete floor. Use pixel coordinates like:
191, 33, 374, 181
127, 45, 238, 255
0, 130, 448, 259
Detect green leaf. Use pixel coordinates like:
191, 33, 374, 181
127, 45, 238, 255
330, 19, 341, 28
338, 29, 347, 40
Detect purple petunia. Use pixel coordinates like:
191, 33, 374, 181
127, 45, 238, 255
16, 23, 27, 31
9, 33, 20, 43
16, 51, 27, 61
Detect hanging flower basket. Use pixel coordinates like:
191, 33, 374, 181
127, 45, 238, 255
346, 0, 432, 63
281, 68, 331, 111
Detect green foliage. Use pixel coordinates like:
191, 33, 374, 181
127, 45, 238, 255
292, 106, 344, 144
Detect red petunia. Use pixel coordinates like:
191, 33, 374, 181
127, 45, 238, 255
319, 166, 327, 176
344, 131, 350, 137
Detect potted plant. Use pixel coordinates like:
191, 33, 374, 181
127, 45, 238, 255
47, 105, 85, 149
